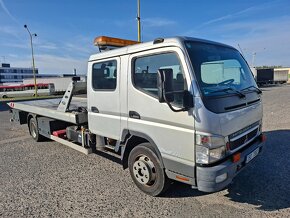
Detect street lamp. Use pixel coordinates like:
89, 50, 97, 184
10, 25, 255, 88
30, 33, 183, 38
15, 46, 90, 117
24, 24, 38, 97
251, 48, 266, 68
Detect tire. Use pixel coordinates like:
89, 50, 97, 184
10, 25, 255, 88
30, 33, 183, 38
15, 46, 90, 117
128, 143, 170, 196
2, 95, 7, 98
29, 117, 44, 142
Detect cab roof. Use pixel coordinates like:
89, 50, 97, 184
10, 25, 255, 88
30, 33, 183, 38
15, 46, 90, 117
88, 36, 236, 62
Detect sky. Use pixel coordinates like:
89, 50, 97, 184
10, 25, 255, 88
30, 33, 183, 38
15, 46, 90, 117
0, 0, 289, 75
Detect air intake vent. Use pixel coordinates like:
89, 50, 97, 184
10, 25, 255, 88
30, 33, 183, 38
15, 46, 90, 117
225, 98, 260, 111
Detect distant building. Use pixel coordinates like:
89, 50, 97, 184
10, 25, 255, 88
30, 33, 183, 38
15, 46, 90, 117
274, 67, 290, 82
0, 63, 38, 83
274, 67, 290, 75
0, 63, 58, 84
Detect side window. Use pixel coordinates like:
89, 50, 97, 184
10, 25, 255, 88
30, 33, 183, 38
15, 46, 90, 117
133, 52, 187, 106
92, 60, 117, 90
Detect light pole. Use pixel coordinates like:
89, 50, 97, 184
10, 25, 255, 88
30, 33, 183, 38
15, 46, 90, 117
24, 24, 38, 97
251, 48, 266, 68
137, 0, 141, 42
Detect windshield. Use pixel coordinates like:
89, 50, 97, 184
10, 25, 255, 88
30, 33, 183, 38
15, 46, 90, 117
184, 41, 257, 97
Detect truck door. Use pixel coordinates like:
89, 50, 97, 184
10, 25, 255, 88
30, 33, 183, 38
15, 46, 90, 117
87, 57, 121, 140
127, 47, 195, 165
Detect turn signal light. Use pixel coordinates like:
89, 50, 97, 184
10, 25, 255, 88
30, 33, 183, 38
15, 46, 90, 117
232, 153, 241, 163
260, 134, 266, 142
176, 175, 190, 182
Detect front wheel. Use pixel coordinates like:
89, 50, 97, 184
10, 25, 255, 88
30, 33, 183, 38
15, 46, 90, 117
128, 143, 170, 196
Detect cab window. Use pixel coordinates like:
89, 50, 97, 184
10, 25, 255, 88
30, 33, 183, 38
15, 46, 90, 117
92, 60, 117, 90
133, 52, 187, 107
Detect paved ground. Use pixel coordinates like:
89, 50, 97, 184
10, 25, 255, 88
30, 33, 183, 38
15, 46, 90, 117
0, 85, 290, 217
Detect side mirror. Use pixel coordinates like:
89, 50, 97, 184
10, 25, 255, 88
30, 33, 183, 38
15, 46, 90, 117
157, 69, 174, 103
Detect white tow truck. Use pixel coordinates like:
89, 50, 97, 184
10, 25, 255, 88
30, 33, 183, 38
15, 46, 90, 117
9, 36, 266, 196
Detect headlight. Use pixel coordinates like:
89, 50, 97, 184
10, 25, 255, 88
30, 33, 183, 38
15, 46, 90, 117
195, 134, 226, 164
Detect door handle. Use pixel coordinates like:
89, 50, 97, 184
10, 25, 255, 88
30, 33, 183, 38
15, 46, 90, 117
129, 111, 141, 119
91, 106, 99, 113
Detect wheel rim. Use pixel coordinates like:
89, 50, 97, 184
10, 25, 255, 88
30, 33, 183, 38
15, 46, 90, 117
31, 122, 37, 138
133, 155, 156, 186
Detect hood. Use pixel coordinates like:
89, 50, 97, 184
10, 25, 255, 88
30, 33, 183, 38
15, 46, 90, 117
194, 97, 263, 137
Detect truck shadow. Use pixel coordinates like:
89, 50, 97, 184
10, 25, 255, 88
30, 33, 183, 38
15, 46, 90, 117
164, 130, 290, 211
163, 182, 204, 198
93, 149, 122, 165
225, 129, 290, 211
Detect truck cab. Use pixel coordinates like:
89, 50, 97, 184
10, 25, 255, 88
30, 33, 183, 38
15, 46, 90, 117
86, 36, 265, 195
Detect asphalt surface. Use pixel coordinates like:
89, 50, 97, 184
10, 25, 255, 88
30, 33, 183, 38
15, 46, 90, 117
0, 85, 290, 217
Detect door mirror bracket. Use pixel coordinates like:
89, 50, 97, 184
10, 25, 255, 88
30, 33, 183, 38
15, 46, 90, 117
157, 69, 194, 112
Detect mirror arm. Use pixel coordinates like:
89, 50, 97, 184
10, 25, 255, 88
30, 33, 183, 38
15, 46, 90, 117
162, 90, 188, 112
166, 101, 188, 112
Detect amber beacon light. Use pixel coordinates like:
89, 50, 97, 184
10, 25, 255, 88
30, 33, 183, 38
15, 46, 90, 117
94, 36, 139, 48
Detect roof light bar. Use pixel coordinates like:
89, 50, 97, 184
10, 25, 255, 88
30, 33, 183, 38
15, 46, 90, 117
94, 36, 139, 48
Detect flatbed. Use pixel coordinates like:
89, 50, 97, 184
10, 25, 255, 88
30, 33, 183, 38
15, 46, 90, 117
9, 96, 88, 124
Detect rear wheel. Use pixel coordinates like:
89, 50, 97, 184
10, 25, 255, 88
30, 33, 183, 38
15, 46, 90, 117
128, 143, 170, 196
29, 117, 44, 142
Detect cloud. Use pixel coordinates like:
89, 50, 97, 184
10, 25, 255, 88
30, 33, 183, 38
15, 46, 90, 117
12, 54, 88, 74
0, 0, 19, 24
202, 6, 259, 26
36, 54, 88, 74
0, 26, 20, 37
143, 18, 177, 27
37, 42, 58, 50
0, 42, 28, 49
2, 30, 96, 74
202, 14, 234, 26
181, 1, 290, 67
1, 40, 58, 51
212, 16, 290, 67
8, 54, 19, 58
64, 42, 92, 54
200, 1, 278, 27
114, 17, 176, 28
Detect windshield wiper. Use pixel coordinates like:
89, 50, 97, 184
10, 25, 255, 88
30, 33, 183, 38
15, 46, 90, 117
240, 86, 262, 94
208, 87, 246, 98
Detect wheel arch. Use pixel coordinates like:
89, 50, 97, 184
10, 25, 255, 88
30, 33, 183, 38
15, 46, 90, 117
121, 130, 164, 169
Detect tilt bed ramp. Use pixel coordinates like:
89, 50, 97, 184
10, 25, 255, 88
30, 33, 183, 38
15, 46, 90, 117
9, 78, 92, 155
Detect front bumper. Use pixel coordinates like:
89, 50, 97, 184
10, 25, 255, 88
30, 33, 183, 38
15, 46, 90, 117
196, 137, 264, 192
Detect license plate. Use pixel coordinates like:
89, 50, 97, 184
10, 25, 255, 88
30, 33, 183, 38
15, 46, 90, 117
246, 148, 260, 164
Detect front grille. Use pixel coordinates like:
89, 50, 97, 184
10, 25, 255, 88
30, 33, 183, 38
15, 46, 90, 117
229, 127, 259, 151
